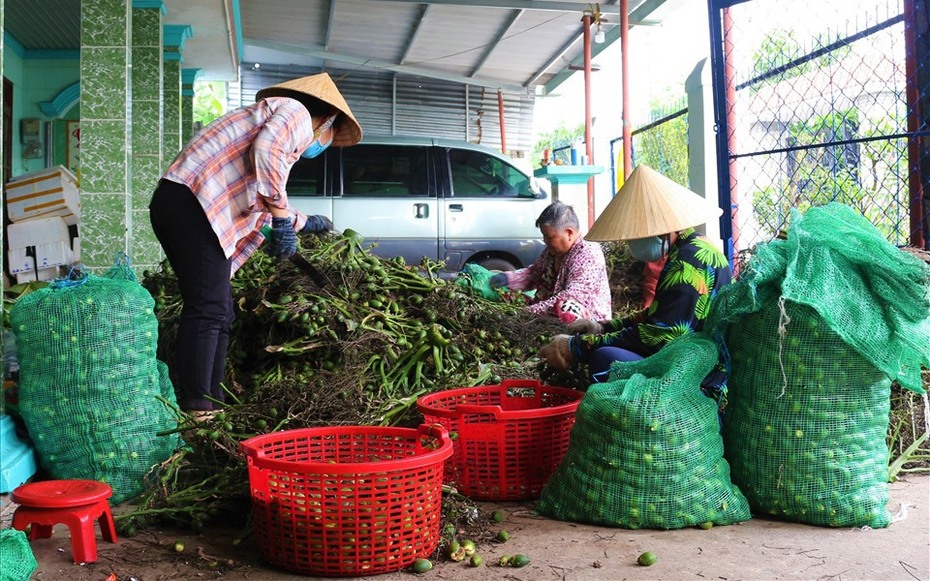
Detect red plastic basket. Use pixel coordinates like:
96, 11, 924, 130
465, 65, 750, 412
417, 379, 583, 500
239, 425, 452, 577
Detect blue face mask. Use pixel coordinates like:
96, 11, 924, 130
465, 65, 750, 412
300, 138, 331, 159
300, 113, 337, 159
627, 236, 667, 262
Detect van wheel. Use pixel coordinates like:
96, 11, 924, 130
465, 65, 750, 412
475, 257, 517, 272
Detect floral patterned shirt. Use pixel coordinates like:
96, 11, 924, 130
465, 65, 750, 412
504, 238, 612, 320
571, 229, 731, 360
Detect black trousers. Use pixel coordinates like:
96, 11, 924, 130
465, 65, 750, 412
149, 179, 234, 411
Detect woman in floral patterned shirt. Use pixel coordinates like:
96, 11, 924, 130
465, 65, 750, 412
539, 166, 730, 389
490, 201, 612, 322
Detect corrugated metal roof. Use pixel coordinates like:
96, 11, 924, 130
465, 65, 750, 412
4, 0, 685, 95
238, 64, 536, 152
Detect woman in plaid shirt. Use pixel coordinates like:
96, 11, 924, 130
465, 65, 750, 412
148, 73, 362, 417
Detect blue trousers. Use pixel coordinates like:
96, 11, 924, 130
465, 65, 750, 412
149, 179, 234, 411
589, 346, 644, 383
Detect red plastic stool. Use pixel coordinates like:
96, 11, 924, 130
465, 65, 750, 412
11, 479, 118, 563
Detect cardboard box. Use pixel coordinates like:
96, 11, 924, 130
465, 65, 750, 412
4, 166, 80, 225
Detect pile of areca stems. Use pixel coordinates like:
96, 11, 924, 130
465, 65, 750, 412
126, 229, 644, 535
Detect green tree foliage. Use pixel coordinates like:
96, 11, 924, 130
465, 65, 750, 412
193, 81, 227, 128
750, 108, 907, 243
632, 106, 689, 187
531, 122, 584, 169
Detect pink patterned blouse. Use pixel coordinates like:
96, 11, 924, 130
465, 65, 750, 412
503, 238, 612, 320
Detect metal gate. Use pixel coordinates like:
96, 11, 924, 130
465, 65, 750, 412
709, 0, 930, 260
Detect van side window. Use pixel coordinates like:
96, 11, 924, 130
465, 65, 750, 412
448, 149, 532, 198
286, 155, 326, 197
341, 145, 430, 197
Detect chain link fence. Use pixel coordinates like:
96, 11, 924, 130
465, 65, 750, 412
610, 96, 690, 192
710, 0, 929, 261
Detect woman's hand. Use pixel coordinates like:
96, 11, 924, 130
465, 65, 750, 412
565, 318, 603, 335
539, 334, 572, 371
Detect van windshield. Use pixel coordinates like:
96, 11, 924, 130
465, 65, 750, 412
448, 149, 534, 198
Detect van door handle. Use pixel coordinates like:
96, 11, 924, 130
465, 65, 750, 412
449, 204, 463, 212
414, 203, 429, 219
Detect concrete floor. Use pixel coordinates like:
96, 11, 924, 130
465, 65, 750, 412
1, 474, 927, 581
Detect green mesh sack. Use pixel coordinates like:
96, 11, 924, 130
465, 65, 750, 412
537, 334, 751, 529
455, 263, 502, 301
10, 260, 182, 504
0, 528, 38, 581
705, 203, 930, 528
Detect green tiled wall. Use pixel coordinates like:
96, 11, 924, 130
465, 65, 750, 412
131, 6, 164, 271
163, 56, 181, 164
80, 0, 132, 270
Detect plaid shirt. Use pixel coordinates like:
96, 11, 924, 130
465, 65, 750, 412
163, 97, 312, 273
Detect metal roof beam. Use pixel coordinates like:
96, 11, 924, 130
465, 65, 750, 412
378, 0, 624, 15
400, 3, 432, 64
469, 9, 524, 78
246, 38, 532, 94
323, 0, 337, 52
536, 0, 672, 94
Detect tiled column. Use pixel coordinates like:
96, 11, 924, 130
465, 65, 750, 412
1, 0, 5, 284
162, 25, 191, 165
181, 68, 202, 145
131, 1, 165, 271
80, 0, 132, 270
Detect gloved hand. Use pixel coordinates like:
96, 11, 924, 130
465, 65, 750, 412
302, 215, 334, 233
566, 318, 603, 335
489, 273, 509, 288
267, 217, 298, 260
539, 334, 573, 371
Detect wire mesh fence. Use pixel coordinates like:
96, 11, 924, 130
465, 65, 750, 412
609, 97, 690, 192
711, 0, 929, 259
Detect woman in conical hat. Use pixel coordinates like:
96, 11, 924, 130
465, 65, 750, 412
539, 165, 731, 396
149, 72, 361, 416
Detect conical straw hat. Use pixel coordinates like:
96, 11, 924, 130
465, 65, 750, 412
585, 165, 722, 241
256, 73, 362, 147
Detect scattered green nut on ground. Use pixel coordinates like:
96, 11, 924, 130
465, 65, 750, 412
510, 554, 530, 568
469, 554, 483, 567
637, 551, 657, 566
495, 529, 510, 542
412, 558, 433, 573
491, 510, 504, 523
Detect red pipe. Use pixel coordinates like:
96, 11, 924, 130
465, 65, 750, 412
497, 89, 507, 154
621, 0, 632, 179
723, 7, 740, 258
904, 0, 926, 248
583, 14, 595, 228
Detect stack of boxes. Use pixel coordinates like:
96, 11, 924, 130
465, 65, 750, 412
4, 166, 81, 283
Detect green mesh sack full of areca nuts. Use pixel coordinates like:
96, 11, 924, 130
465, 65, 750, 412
705, 203, 930, 528
10, 256, 182, 503
536, 333, 751, 529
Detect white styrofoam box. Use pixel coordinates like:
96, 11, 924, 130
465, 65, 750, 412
35, 240, 73, 269
15, 271, 37, 284
4, 166, 80, 225
7, 249, 36, 275
36, 266, 61, 282
7, 217, 70, 250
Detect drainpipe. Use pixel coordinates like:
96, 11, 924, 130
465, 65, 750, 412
904, 0, 926, 248
498, 89, 507, 154
583, 14, 595, 228
621, 0, 632, 179
723, 6, 740, 261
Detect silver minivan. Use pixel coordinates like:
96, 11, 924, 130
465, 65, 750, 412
286, 135, 550, 273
